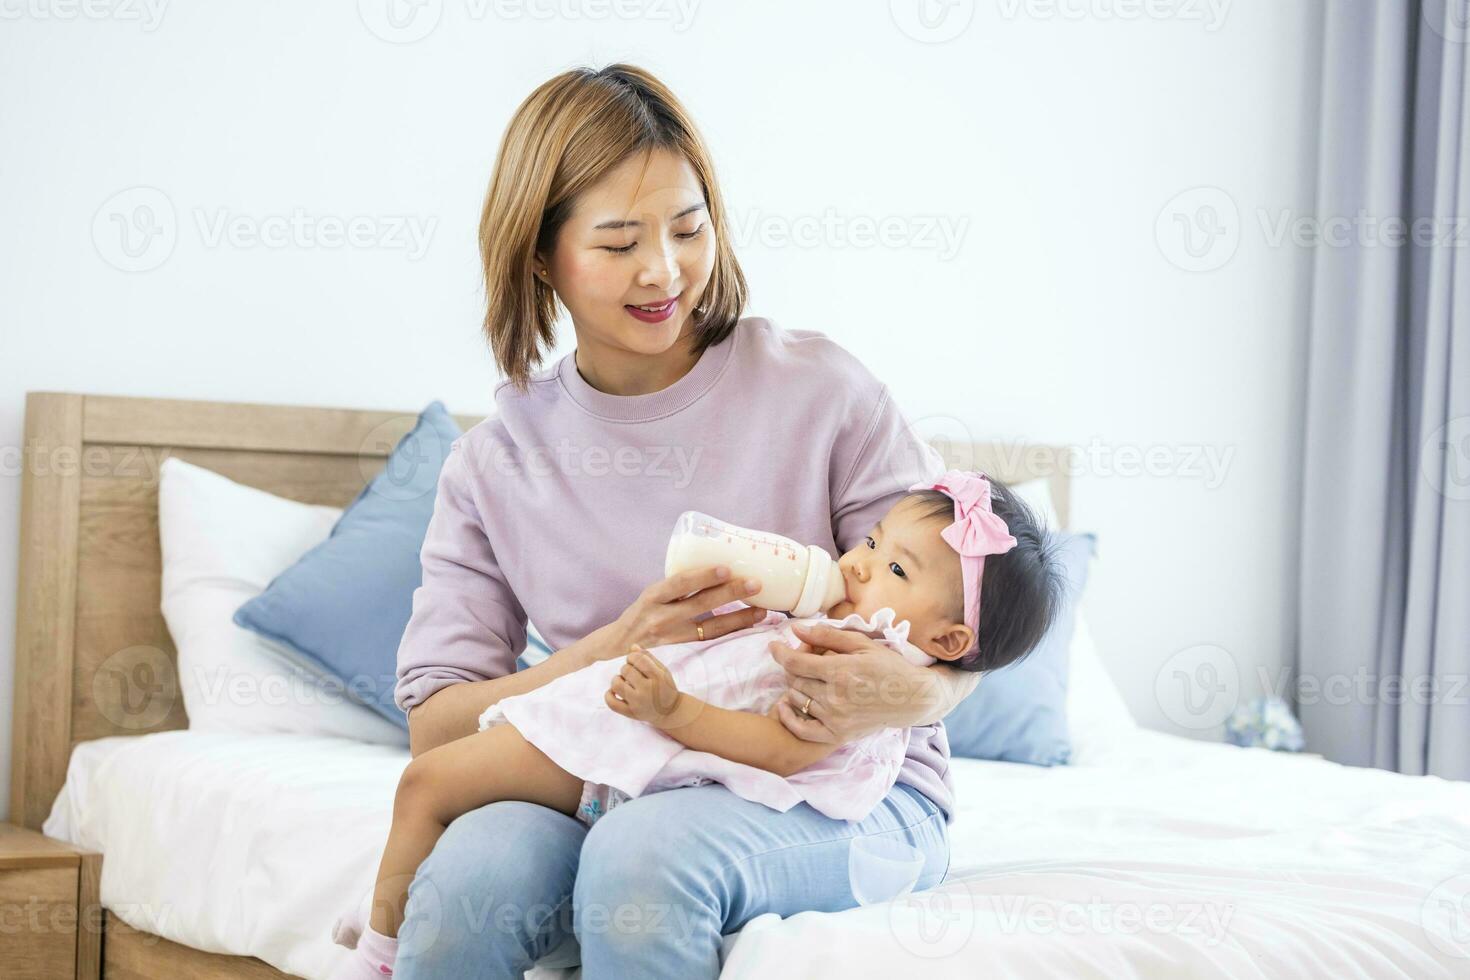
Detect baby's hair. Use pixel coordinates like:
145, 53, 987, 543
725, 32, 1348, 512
907, 478, 1067, 672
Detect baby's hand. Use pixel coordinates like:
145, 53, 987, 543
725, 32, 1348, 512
606, 648, 699, 730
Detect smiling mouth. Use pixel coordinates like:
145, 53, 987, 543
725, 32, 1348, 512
628, 297, 677, 313
623, 295, 680, 324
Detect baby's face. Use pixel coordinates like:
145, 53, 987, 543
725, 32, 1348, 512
824, 497, 976, 661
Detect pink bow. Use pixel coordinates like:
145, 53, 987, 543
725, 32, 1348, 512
909, 470, 1017, 656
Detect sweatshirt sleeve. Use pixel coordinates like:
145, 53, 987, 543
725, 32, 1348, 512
393, 440, 528, 716
829, 385, 946, 553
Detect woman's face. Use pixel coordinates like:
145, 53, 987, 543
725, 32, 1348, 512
825, 497, 975, 661
538, 147, 716, 367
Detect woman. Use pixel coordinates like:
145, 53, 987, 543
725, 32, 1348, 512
391, 64, 978, 979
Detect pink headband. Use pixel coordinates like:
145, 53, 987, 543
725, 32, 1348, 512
908, 470, 1017, 656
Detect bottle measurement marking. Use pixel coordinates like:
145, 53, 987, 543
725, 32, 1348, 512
696, 521, 799, 559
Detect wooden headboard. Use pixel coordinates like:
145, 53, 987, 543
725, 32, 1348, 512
9, 391, 1070, 830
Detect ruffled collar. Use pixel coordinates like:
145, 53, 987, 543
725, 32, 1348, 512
800, 606, 935, 668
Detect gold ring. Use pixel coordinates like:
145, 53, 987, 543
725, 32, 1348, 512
696, 624, 705, 641
801, 695, 813, 715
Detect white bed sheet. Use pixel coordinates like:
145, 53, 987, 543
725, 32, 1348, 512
43, 727, 1470, 979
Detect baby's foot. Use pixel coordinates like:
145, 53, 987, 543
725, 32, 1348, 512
331, 888, 374, 949
326, 923, 397, 979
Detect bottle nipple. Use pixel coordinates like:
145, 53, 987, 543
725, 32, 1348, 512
791, 546, 845, 618
820, 567, 847, 611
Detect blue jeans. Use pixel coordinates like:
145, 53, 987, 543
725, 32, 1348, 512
392, 782, 949, 979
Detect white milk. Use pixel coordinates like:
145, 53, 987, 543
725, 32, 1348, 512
664, 511, 846, 617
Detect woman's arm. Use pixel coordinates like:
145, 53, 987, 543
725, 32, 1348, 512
604, 650, 836, 777
396, 441, 530, 756
408, 565, 769, 757
399, 440, 767, 757
408, 620, 623, 756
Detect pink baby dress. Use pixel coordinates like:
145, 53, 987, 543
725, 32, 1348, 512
478, 605, 935, 823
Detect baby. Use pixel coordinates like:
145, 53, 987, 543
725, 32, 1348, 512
329, 470, 1064, 978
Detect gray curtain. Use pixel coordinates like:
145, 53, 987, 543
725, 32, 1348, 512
1299, 1, 1469, 779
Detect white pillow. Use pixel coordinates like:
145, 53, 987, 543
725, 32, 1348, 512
1067, 603, 1137, 737
1010, 478, 1136, 742
158, 458, 408, 744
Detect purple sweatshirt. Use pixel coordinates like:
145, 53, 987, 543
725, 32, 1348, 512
394, 317, 976, 818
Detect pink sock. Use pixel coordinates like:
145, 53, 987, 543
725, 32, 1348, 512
357, 924, 398, 977
325, 926, 398, 980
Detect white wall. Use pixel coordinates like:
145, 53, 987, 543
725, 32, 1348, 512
0, 0, 1323, 821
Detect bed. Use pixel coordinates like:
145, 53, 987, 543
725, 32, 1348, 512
12, 391, 1470, 978
39, 724, 1470, 979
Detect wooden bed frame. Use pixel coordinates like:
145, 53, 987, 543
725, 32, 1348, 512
8, 390, 1071, 979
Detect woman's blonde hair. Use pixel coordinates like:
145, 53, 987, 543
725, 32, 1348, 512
480, 64, 748, 391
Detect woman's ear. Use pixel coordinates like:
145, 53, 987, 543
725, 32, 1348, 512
925, 623, 975, 662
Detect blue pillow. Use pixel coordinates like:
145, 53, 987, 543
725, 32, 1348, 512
233, 402, 461, 729
516, 624, 554, 672
942, 531, 1096, 765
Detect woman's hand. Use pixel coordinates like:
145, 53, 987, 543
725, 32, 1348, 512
770, 623, 949, 744
608, 565, 766, 655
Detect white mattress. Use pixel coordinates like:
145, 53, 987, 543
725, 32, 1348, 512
43, 727, 1470, 979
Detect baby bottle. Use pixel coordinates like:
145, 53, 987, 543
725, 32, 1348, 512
664, 511, 846, 618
